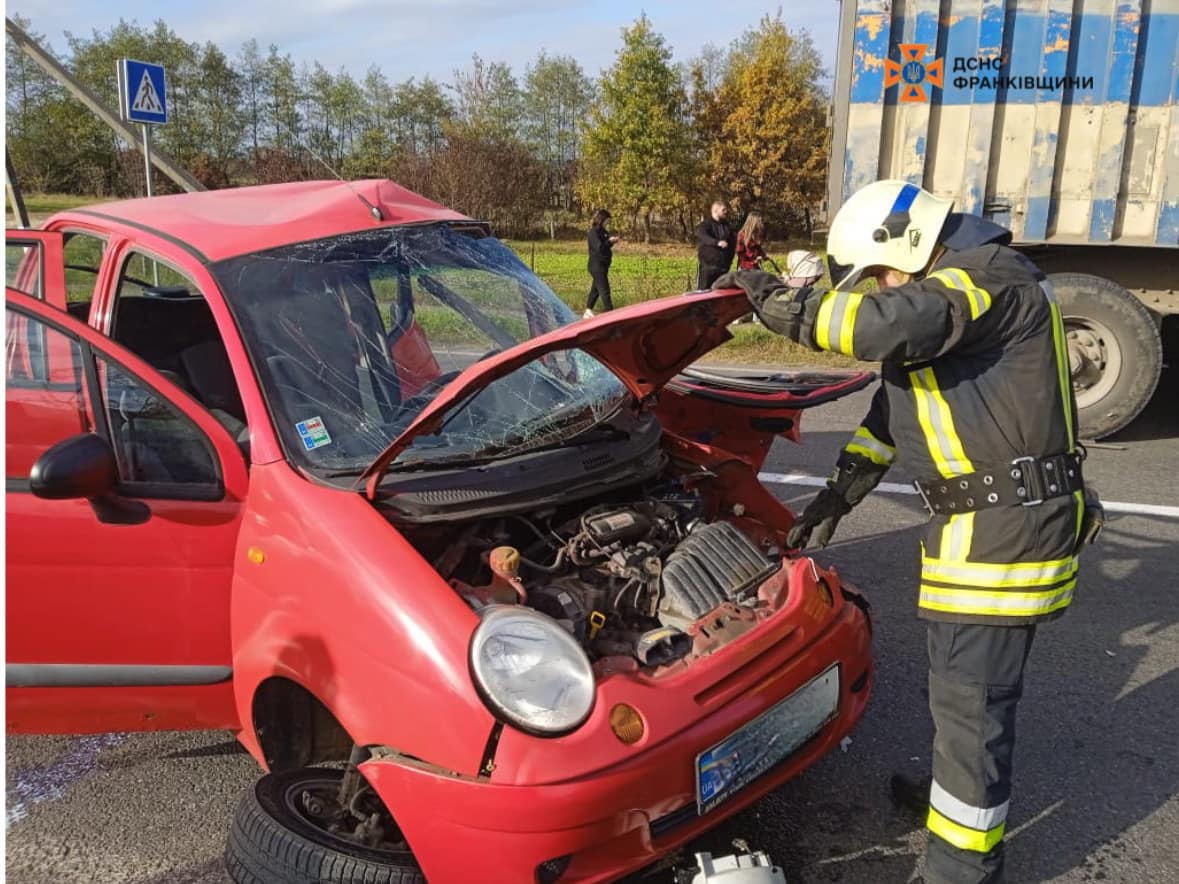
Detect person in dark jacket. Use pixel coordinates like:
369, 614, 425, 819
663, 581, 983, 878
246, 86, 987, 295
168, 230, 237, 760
715, 180, 1101, 884
695, 201, 735, 289
584, 208, 619, 317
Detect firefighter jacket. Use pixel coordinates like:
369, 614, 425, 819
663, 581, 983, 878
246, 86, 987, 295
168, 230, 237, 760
815, 244, 1084, 625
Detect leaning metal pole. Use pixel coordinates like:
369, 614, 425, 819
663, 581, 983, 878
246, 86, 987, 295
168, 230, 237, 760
6, 152, 30, 228
5, 16, 204, 193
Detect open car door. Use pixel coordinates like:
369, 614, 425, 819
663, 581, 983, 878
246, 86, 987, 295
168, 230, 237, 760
5, 229, 67, 310
657, 368, 877, 471
5, 290, 249, 734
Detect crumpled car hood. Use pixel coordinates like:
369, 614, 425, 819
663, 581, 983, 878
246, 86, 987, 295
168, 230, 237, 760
360, 288, 749, 496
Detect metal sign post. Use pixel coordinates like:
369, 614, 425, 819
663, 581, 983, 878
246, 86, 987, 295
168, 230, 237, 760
142, 125, 153, 197
118, 57, 168, 198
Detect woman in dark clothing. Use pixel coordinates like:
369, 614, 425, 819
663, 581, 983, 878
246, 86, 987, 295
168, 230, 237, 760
585, 208, 619, 317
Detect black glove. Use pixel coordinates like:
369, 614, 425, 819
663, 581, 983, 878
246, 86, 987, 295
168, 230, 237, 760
713, 270, 822, 347
1076, 487, 1104, 552
787, 487, 852, 550
787, 451, 890, 549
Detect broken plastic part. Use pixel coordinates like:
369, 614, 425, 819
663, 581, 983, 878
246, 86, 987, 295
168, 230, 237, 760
686, 850, 787, 884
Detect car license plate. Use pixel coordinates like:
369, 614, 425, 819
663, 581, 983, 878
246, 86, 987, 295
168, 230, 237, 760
696, 665, 840, 814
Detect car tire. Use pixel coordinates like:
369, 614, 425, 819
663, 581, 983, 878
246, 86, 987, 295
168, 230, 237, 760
1049, 272, 1162, 440
225, 768, 425, 884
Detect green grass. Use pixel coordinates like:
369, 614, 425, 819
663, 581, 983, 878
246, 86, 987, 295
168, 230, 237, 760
9, 192, 105, 225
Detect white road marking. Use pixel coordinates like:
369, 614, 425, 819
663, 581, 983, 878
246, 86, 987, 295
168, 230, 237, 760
757, 472, 1179, 519
758, 471, 917, 495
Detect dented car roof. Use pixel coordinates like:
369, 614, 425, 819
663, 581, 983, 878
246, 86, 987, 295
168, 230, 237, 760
67, 180, 472, 263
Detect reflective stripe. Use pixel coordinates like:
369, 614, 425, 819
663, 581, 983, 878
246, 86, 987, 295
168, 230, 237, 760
927, 807, 1006, 853
846, 426, 895, 466
1049, 301, 1076, 451
815, 290, 864, 356
929, 268, 993, 320
939, 512, 975, 561
910, 367, 974, 478
921, 555, 1077, 588
919, 581, 1076, 617
815, 294, 836, 350
930, 780, 1009, 831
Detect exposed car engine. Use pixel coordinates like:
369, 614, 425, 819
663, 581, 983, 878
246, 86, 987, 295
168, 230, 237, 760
421, 483, 782, 668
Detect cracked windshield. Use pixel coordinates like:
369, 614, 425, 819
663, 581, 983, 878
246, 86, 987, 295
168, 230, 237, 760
211, 224, 629, 475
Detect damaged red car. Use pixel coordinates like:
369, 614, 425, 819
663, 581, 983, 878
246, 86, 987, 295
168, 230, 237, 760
5, 180, 874, 884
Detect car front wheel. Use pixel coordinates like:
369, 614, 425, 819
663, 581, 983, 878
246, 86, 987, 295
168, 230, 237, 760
225, 767, 424, 884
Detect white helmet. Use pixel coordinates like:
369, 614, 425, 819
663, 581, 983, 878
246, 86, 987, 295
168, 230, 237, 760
785, 249, 824, 282
826, 180, 953, 290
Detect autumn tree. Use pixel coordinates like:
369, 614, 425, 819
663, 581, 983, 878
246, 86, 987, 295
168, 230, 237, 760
577, 15, 694, 242
700, 15, 828, 236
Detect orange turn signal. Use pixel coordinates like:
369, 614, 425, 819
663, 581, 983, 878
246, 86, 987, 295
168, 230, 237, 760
609, 704, 645, 745
247, 547, 266, 565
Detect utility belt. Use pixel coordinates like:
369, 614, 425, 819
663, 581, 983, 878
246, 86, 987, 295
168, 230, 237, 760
914, 452, 1085, 516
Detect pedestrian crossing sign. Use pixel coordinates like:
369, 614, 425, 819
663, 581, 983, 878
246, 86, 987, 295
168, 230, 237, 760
119, 59, 168, 125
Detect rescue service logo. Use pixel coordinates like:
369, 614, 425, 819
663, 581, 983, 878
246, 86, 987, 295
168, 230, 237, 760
885, 44, 944, 103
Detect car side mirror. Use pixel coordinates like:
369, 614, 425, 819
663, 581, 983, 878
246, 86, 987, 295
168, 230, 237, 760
29, 433, 149, 524
30, 433, 117, 500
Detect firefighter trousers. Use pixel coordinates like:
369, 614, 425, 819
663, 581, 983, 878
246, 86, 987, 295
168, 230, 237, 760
923, 620, 1037, 884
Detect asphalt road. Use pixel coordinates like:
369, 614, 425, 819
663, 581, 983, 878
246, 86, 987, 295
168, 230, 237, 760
7, 368, 1179, 884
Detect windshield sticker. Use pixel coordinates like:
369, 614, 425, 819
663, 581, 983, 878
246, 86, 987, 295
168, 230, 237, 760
295, 416, 333, 450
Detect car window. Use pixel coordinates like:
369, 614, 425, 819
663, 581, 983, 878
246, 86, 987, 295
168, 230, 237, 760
5, 303, 224, 499
5, 308, 90, 479
62, 231, 106, 308
116, 251, 193, 299
110, 250, 248, 438
6, 240, 44, 298
98, 356, 222, 496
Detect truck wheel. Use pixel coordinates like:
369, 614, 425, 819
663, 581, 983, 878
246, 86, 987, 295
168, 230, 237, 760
225, 768, 425, 884
1049, 273, 1162, 439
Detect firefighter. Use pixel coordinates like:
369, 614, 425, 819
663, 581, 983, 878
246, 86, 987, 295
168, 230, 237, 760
714, 180, 1101, 884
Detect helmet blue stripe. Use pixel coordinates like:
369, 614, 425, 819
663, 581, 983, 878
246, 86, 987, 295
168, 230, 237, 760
890, 182, 920, 215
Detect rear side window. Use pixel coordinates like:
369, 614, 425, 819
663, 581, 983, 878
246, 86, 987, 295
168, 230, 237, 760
62, 231, 107, 307
6, 240, 44, 298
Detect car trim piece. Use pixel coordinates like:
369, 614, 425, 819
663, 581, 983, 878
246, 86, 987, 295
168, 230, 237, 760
71, 209, 211, 265
5, 663, 233, 688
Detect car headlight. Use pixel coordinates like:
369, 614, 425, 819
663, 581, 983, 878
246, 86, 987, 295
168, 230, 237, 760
469, 606, 595, 736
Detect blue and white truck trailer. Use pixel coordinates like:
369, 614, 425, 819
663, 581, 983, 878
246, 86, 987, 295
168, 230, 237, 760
829, 0, 1178, 437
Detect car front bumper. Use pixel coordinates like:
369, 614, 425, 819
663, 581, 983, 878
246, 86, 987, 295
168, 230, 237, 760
361, 576, 872, 884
